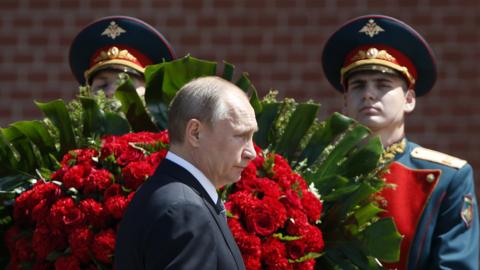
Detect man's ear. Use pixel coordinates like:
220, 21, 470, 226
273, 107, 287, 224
404, 89, 416, 114
185, 119, 202, 147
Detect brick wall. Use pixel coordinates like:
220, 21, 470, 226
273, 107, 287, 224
1, 0, 479, 193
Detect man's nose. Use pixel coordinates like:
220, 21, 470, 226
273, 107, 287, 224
242, 140, 256, 161
362, 85, 376, 100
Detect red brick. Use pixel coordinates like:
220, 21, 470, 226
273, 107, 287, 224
166, 17, 187, 28
273, 34, 293, 45
88, 0, 111, 8
304, 0, 328, 8
227, 16, 252, 28
270, 71, 291, 81
256, 15, 278, 28
0, 34, 18, 46
10, 90, 33, 100
211, 35, 233, 45
0, 107, 13, 118
288, 52, 308, 63
42, 17, 65, 28
13, 17, 34, 28
410, 14, 434, 25
180, 35, 202, 46
0, 0, 19, 9
27, 72, 48, 82
366, 0, 390, 8
275, 0, 297, 8
120, 0, 139, 8
197, 16, 218, 28
59, 71, 76, 82
241, 34, 263, 46
288, 15, 309, 27
301, 71, 321, 81
224, 53, 247, 63
27, 0, 50, 9
457, 33, 478, 43
212, 0, 235, 9
39, 90, 65, 99
256, 53, 276, 63
43, 52, 64, 64
244, 0, 267, 8
13, 53, 34, 63
152, 1, 172, 8
441, 14, 465, 25
27, 35, 49, 46
59, 0, 80, 8
181, 0, 203, 10
302, 34, 324, 45
0, 71, 17, 82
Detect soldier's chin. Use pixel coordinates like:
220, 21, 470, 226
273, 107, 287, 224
358, 117, 384, 130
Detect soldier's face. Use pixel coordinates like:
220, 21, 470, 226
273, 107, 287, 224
344, 72, 416, 133
90, 70, 145, 97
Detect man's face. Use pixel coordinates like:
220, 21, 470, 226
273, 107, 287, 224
344, 72, 415, 133
90, 69, 145, 97
197, 94, 258, 187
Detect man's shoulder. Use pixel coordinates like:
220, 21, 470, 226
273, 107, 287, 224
407, 142, 468, 170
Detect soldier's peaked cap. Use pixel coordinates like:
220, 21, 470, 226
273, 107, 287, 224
321, 14, 437, 97
69, 15, 175, 85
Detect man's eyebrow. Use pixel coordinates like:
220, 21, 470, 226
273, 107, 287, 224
348, 78, 366, 85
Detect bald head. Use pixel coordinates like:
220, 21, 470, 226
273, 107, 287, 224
168, 76, 250, 144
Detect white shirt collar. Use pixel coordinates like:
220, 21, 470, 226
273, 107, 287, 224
165, 151, 218, 204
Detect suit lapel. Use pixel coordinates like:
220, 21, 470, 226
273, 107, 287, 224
203, 198, 245, 270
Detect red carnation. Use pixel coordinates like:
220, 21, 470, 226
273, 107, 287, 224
293, 259, 316, 270
146, 151, 166, 168
75, 149, 99, 165
122, 160, 154, 190
69, 226, 94, 263
48, 197, 85, 231
244, 197, 287, 236
286, 239, 308, 259
301, 191, 323, 223
103, 183, 122, 199
32, 224, 66, 260
79, 198, 108, 228
13, 235, 34, 262
54, 255, 81, 270
286, 209, 310, 236
104, 195, 129, 219
228, 218, 262, 257
92, 229, 116, 264
116, 147, 145, 166
244, 256, 262, 270
62, 164, 91, 190
262, 237, 292, 270
83, 168, 113, 195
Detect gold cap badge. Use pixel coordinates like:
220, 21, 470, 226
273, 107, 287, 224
101, 21, 126, 40
359, 19, 385, 38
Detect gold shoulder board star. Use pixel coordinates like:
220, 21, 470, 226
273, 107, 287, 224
101, 21, 126, 40
359, 19, 385, 38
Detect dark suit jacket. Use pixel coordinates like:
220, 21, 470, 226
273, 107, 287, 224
114, 159, 245, 270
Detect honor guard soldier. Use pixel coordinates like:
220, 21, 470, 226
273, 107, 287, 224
322, 15, 479, 270
69, 16, 175, 97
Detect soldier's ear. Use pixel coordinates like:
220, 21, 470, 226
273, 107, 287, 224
404, 89, 416, 114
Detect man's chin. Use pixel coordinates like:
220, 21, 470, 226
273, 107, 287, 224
357, 117, 384, 130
